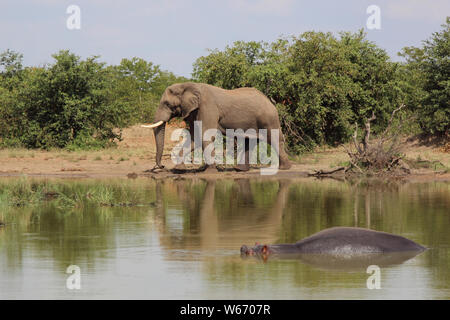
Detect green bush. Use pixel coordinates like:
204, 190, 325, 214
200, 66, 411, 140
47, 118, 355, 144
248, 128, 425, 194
0, 50, 186, 149
193, 31, 412, 152
111, 57, 187, 124
1, 20, 448, 151
0, 51, 131, 148
400, 17, 449, 135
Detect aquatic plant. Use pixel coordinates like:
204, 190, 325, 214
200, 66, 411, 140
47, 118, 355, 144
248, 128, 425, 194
0, 178, 154, 209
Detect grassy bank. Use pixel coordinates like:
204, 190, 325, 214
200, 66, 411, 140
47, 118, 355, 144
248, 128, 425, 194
0, 178, 156, 209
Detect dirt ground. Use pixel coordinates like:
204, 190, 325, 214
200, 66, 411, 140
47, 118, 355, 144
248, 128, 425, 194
0, 123, 449, 181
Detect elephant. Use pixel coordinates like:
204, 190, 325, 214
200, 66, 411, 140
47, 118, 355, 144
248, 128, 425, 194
143, 82, 292, 172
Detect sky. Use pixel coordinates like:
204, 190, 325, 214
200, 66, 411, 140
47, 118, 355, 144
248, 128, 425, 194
1, 0, 449, 77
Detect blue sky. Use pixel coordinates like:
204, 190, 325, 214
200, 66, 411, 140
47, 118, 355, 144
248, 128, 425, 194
1, 0, 449, 77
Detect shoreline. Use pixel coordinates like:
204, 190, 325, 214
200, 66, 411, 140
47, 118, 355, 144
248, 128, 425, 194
0, 124, 448, 182
1, 166, 449, 183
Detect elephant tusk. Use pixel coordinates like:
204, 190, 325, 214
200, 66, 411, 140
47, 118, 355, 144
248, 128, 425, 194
141, 121, 164, 128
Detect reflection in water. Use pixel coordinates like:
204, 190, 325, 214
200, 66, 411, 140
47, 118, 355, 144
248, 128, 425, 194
242, 251, 425, 271
295, 251, 425, 271
0, 177, 449, 299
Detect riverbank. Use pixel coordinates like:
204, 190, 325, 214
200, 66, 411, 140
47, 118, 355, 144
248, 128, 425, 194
1, 123, 449, 181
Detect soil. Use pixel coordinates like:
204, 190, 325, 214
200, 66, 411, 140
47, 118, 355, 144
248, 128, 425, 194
0, 123, 449, 182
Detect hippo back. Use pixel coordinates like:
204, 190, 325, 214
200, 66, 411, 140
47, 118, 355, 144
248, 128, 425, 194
294, 227, 425, 255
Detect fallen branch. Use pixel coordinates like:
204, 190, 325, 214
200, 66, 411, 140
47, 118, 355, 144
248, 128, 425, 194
309, 166, 346, 177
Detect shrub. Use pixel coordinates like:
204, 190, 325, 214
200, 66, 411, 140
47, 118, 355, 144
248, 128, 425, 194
193, 31, 408, 153
400, 17, 449, 135
0, 50, 187, 149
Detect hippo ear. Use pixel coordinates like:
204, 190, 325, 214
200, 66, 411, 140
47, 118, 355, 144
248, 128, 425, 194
262, 245, 268, 254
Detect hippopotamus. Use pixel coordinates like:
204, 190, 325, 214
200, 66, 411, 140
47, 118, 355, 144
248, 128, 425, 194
241, 227, 426, 259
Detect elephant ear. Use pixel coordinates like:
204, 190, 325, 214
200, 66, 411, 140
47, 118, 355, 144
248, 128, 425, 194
180, 84, 201, 119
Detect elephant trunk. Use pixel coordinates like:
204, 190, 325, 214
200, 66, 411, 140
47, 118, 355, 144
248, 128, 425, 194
153, 122, 166, 168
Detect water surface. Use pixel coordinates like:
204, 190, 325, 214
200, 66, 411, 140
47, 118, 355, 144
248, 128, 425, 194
0, 177, 449, 299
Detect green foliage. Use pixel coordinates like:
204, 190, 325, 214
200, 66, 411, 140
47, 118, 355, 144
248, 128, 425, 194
0, 49, 23, 79
0, 178, 153, 209
193, 31, 415, 152
0, 51, 132, 148
400, 17, 450, 135
111, 57, 187, 123
0, 50, 186, 149
1, 20, 448, 151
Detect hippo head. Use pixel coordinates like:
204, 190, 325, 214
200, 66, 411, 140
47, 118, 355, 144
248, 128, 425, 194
240, 243, 270, 257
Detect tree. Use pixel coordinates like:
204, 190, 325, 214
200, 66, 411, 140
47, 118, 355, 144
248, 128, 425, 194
0, 49, 24, 91
1, 50, 135, 149
400, 17, 449, 135
0, 49, 23, 78
112, 57, 188, 122
193, 31, 406, 152
0, 50, 188, 149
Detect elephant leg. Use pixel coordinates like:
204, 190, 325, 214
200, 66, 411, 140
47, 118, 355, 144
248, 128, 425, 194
198, 120, 219, 172
200, 139, 218, 172
278, 132, 292, 170
172, 142, 194, 171
173, 122, 196, 171
266, 129, 292, 170
235, 138, 250, 172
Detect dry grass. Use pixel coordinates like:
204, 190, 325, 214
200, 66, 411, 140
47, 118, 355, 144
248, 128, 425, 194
0, 123, 448, 177
0, 124, 180, 177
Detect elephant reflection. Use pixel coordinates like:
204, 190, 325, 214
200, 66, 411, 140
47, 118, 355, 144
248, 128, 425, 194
153, 178, 291, 252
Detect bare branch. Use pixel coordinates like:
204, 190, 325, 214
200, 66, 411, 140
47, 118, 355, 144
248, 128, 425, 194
352, 122, 363, 154
342, 106, 409, 176
380, 104, 405, 142
363, 111, 376, 151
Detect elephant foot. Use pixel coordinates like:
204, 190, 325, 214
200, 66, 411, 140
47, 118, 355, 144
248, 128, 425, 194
234, 164, 250, 172
279, 160, 292, 170
144, 165, 166, 173
198, 164, 218, 173
172, 163, 188, 173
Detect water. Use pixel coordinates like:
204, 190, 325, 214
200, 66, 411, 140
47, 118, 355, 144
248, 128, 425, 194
0, 177, 449, 299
